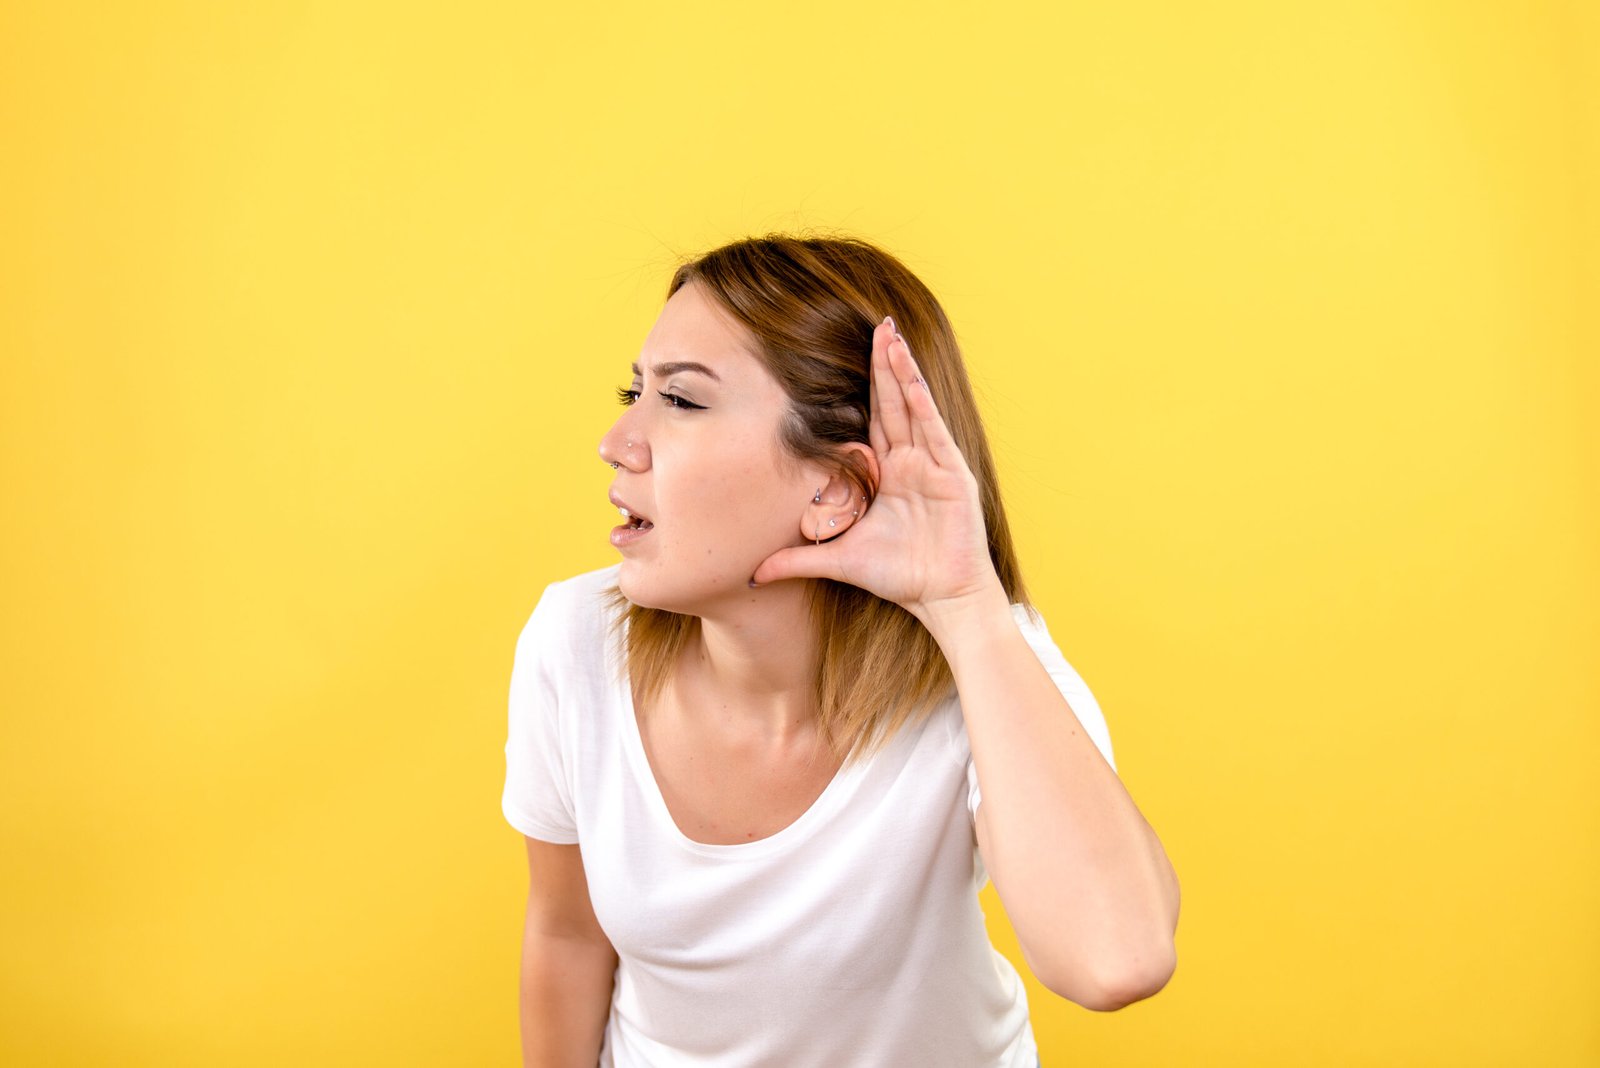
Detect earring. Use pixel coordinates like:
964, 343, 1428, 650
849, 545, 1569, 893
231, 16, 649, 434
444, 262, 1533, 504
813, 522, 821, 546
828, 518, 837, 528
812, 489, 822, 503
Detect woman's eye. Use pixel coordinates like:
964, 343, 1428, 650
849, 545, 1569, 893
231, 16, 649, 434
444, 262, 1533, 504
615, 386, 641, 406
658, 391, 706, 411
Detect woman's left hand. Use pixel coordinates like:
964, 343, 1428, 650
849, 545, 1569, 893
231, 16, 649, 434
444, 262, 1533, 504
751, 317, 1008, 625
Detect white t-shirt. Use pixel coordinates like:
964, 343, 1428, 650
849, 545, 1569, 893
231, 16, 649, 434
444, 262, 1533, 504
502, 565, 1116, 1068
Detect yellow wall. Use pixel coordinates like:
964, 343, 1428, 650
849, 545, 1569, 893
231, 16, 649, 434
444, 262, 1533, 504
2, 2, 1594, 1064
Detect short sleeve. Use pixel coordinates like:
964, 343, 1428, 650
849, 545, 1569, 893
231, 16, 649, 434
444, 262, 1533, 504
964, 603, 1117, 824
501, 584, 580, 844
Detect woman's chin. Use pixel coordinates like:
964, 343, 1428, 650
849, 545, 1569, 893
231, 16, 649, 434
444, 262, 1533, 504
614, 564, 645, 606
615, 566, 677, 613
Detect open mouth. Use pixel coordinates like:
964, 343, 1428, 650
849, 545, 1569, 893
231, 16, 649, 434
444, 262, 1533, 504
618, 507, 654, 532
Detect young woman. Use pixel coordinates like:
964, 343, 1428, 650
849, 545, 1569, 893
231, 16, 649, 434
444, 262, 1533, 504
503, 234, 1179, 1067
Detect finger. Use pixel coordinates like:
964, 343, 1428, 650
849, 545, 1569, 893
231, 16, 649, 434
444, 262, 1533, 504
887, 333, 932, 453
873, 319, 913, 449
750, 543, 843, 587
896, 335, 934, 454
867, 319, 890, 455
890, 335, 965, 469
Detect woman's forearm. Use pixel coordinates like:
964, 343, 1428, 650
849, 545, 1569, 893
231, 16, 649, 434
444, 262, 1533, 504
520, 923, 617, 1067
921, 589, 1180, 1010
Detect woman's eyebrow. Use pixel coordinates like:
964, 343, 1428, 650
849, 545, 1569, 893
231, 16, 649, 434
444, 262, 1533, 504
630, 360, 722, 383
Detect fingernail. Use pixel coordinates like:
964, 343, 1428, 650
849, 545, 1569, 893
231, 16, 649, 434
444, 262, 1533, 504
885, 315, 897, 333
748, 578, 760, 588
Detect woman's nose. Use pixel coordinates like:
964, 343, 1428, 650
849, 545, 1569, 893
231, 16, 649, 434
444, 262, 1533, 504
598, 417, 647, 471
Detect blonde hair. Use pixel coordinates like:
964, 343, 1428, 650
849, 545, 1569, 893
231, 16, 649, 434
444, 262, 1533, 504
607, 232, 1028, 762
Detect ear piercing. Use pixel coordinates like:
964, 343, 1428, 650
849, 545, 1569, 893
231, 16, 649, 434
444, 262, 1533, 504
813, 491, 865, 533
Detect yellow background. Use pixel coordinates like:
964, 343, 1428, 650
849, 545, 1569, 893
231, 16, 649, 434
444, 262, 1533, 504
2, 1, 1595, 1064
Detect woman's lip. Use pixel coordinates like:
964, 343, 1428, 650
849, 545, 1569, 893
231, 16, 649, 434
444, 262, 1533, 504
610, 522, 654, 549
608, 489, 650, 524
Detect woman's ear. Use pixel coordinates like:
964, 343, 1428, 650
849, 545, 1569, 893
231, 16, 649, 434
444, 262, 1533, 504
799, 443, 878, 543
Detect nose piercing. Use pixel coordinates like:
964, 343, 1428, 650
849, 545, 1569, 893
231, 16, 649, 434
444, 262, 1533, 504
608, 461, 620, 470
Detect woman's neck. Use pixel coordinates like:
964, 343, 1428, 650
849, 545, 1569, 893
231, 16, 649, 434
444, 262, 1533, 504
674, 580, 821, 741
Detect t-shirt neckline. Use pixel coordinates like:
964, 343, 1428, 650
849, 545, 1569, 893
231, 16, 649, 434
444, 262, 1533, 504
613, 645, 868, 861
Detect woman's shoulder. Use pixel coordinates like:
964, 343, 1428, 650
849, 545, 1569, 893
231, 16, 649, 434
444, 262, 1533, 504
516, 563, 624, 666
1003, 600, 1118, 772
1006, 601, 1097, 699
535, 562, 624, 607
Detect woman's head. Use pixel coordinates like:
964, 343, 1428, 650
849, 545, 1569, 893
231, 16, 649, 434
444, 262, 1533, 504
604, 232, 1028, 758
664, 235, 1015, 564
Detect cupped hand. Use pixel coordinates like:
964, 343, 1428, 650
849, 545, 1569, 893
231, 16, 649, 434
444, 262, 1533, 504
751, 316, 1007, 623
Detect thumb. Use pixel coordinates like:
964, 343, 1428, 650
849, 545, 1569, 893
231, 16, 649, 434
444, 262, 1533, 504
751, 543, 842, 586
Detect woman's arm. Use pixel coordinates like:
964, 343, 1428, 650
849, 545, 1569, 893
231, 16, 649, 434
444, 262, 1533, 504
750, 318, 1178, 1010
520, 837, 617, 1067
924, 592, 1179, 1011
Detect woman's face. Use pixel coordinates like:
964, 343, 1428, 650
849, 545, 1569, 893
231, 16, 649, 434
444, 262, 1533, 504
598, 281, 820, 614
